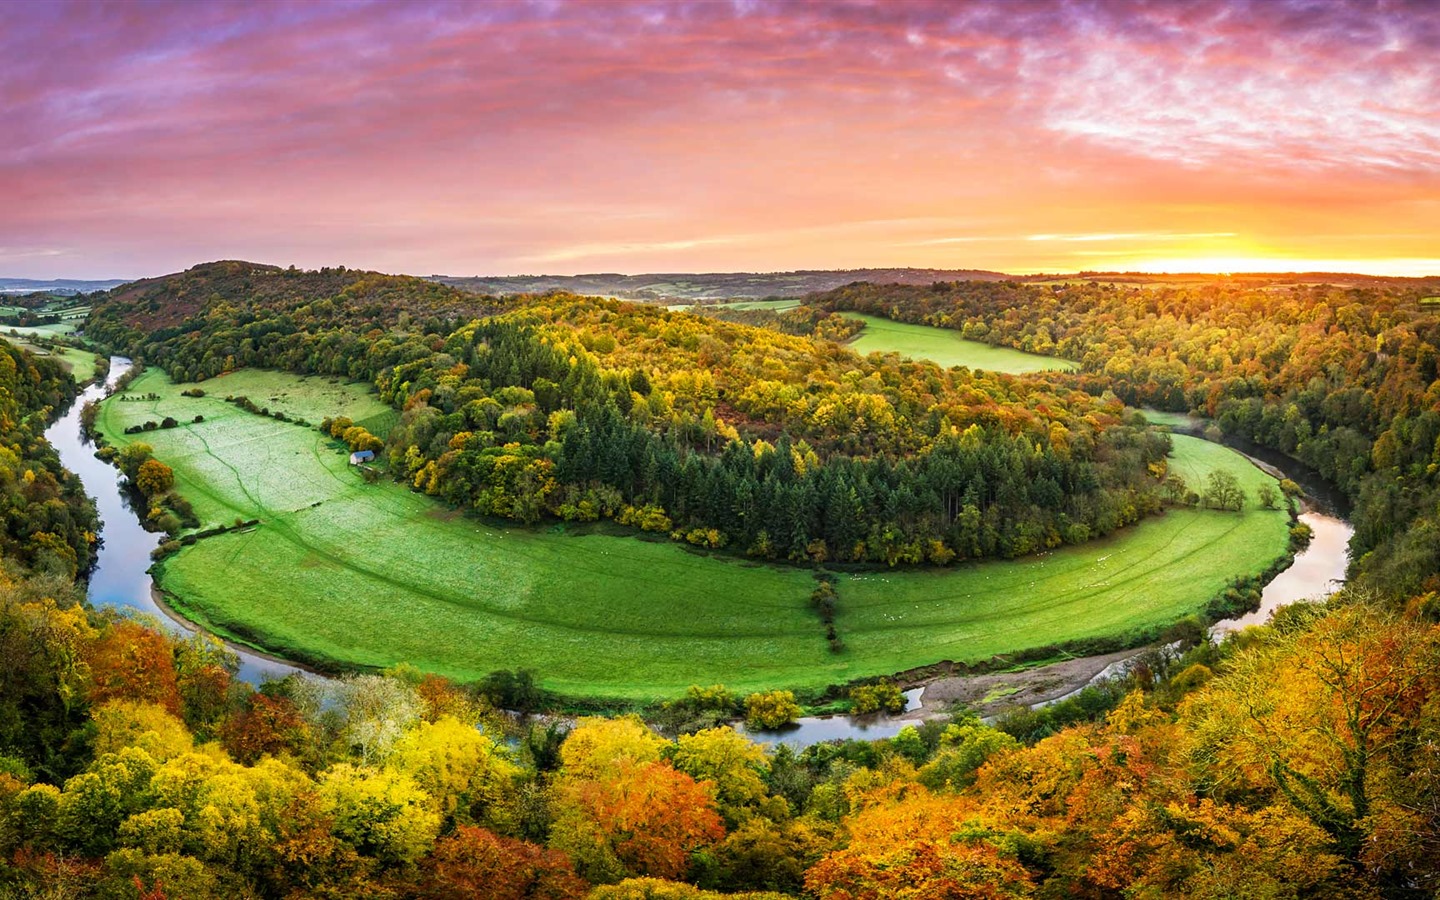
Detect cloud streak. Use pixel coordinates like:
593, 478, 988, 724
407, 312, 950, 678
0, 0, 1435, 277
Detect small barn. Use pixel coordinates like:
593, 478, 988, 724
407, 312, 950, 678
349, 450, 376, 465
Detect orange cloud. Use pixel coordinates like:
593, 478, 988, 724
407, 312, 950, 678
1, 0, 1435, 278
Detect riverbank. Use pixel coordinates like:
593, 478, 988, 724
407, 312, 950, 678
45, 356, 306, 683
902, 648, 1144, 719
58, 359, 1344, 747
149, 584, 314, 677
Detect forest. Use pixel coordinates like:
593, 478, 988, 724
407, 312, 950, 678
2, 534, 1436, 899
809, 279, 1440, 596
87, 263, 1173, 566
2, 265, 1437, 898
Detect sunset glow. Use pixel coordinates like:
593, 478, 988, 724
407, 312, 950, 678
2, 0, 1437, 279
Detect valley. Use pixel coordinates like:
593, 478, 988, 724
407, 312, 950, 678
96, 367, 1289, 700
6, 3, 1439, 894
840, 312, 1079, 373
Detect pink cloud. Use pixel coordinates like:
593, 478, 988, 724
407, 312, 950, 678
0, 0, 1435, 278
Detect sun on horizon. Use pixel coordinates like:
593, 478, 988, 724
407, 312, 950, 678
1, 0, 1435, 281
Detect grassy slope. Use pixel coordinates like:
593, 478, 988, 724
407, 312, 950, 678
2, 323, 78, 338
99, 369, 1288, 700
842, 437, 1289, 664
1140, 409, 1201, 430
713, 298, 805, 311
12, 341, 100, 383
843, 313, 1079, 374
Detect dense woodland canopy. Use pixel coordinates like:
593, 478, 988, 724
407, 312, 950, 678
811, 278, 1440, 595
88, 263, 1171, 565
3, 264, 1439, 897
2, 534, 1437, 898
0, 343, 96, 581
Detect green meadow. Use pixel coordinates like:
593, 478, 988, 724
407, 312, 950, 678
714, 298, 805, 311
1140, 409, 1202, 430
8, 339, 100, 383
99, 369, 1289, 701
843, 312, 1079, 374
3, 323, 79, 338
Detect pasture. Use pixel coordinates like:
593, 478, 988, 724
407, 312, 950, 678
712, 298, 805, 311
843, 313, 1079, 374
99, 369, 1289, 701
1, 323, 79, 338
5, 338, 100, 383
1140, 409, 1202, 430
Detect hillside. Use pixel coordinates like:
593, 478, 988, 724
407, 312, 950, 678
89, 260, 497, 333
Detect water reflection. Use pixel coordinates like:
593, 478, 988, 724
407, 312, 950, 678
736, 688, 925, 748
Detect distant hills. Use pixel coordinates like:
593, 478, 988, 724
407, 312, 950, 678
429, 268, 1013, 301
0, 277, 129, 296
11, 265, 1435, 305
430, 268, 1438, 302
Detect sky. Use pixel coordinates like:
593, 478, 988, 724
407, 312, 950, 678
2, 0, 1437, 280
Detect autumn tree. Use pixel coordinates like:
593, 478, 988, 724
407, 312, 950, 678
1182, 603, 1440, 884
744, 692, 801, 731
0, 596, 96, 777
849, 681, 905, 715
671, 727, 775, 825
590, 878, 789, 899
91, 700, 193, 762
417, 825, 587, 900
56, 747, 160, 855
116, 442, 154, 481
135, 458, 175, 498
558, 716, 665, 780
86, 621, 182, 716
318, 762, 441, 866
220, 692, 309, 765
805, 791, 1034, 899
549, 759, 725, 884
388, 715, 521, 832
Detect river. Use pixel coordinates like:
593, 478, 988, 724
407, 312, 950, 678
47, 357, 303, 683
48, 360, 1355, 745
742, 418, 1356, 741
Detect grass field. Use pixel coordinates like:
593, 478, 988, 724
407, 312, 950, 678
98, 369, 395, 527
2, 323, 79, 338
98, 369, 1289, 700
5, 338, 100, 383
842, 313, 1079, 374
1140, 409, 1202, 430
713, 298, 805, 311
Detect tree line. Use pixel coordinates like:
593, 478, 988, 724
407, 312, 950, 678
2, 565, 1435, 898
810, 277, 1440, 594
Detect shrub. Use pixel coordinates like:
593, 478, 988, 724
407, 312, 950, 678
659, 684, 740, 735
744, 691, 801, 730
849, 681, 905, 715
